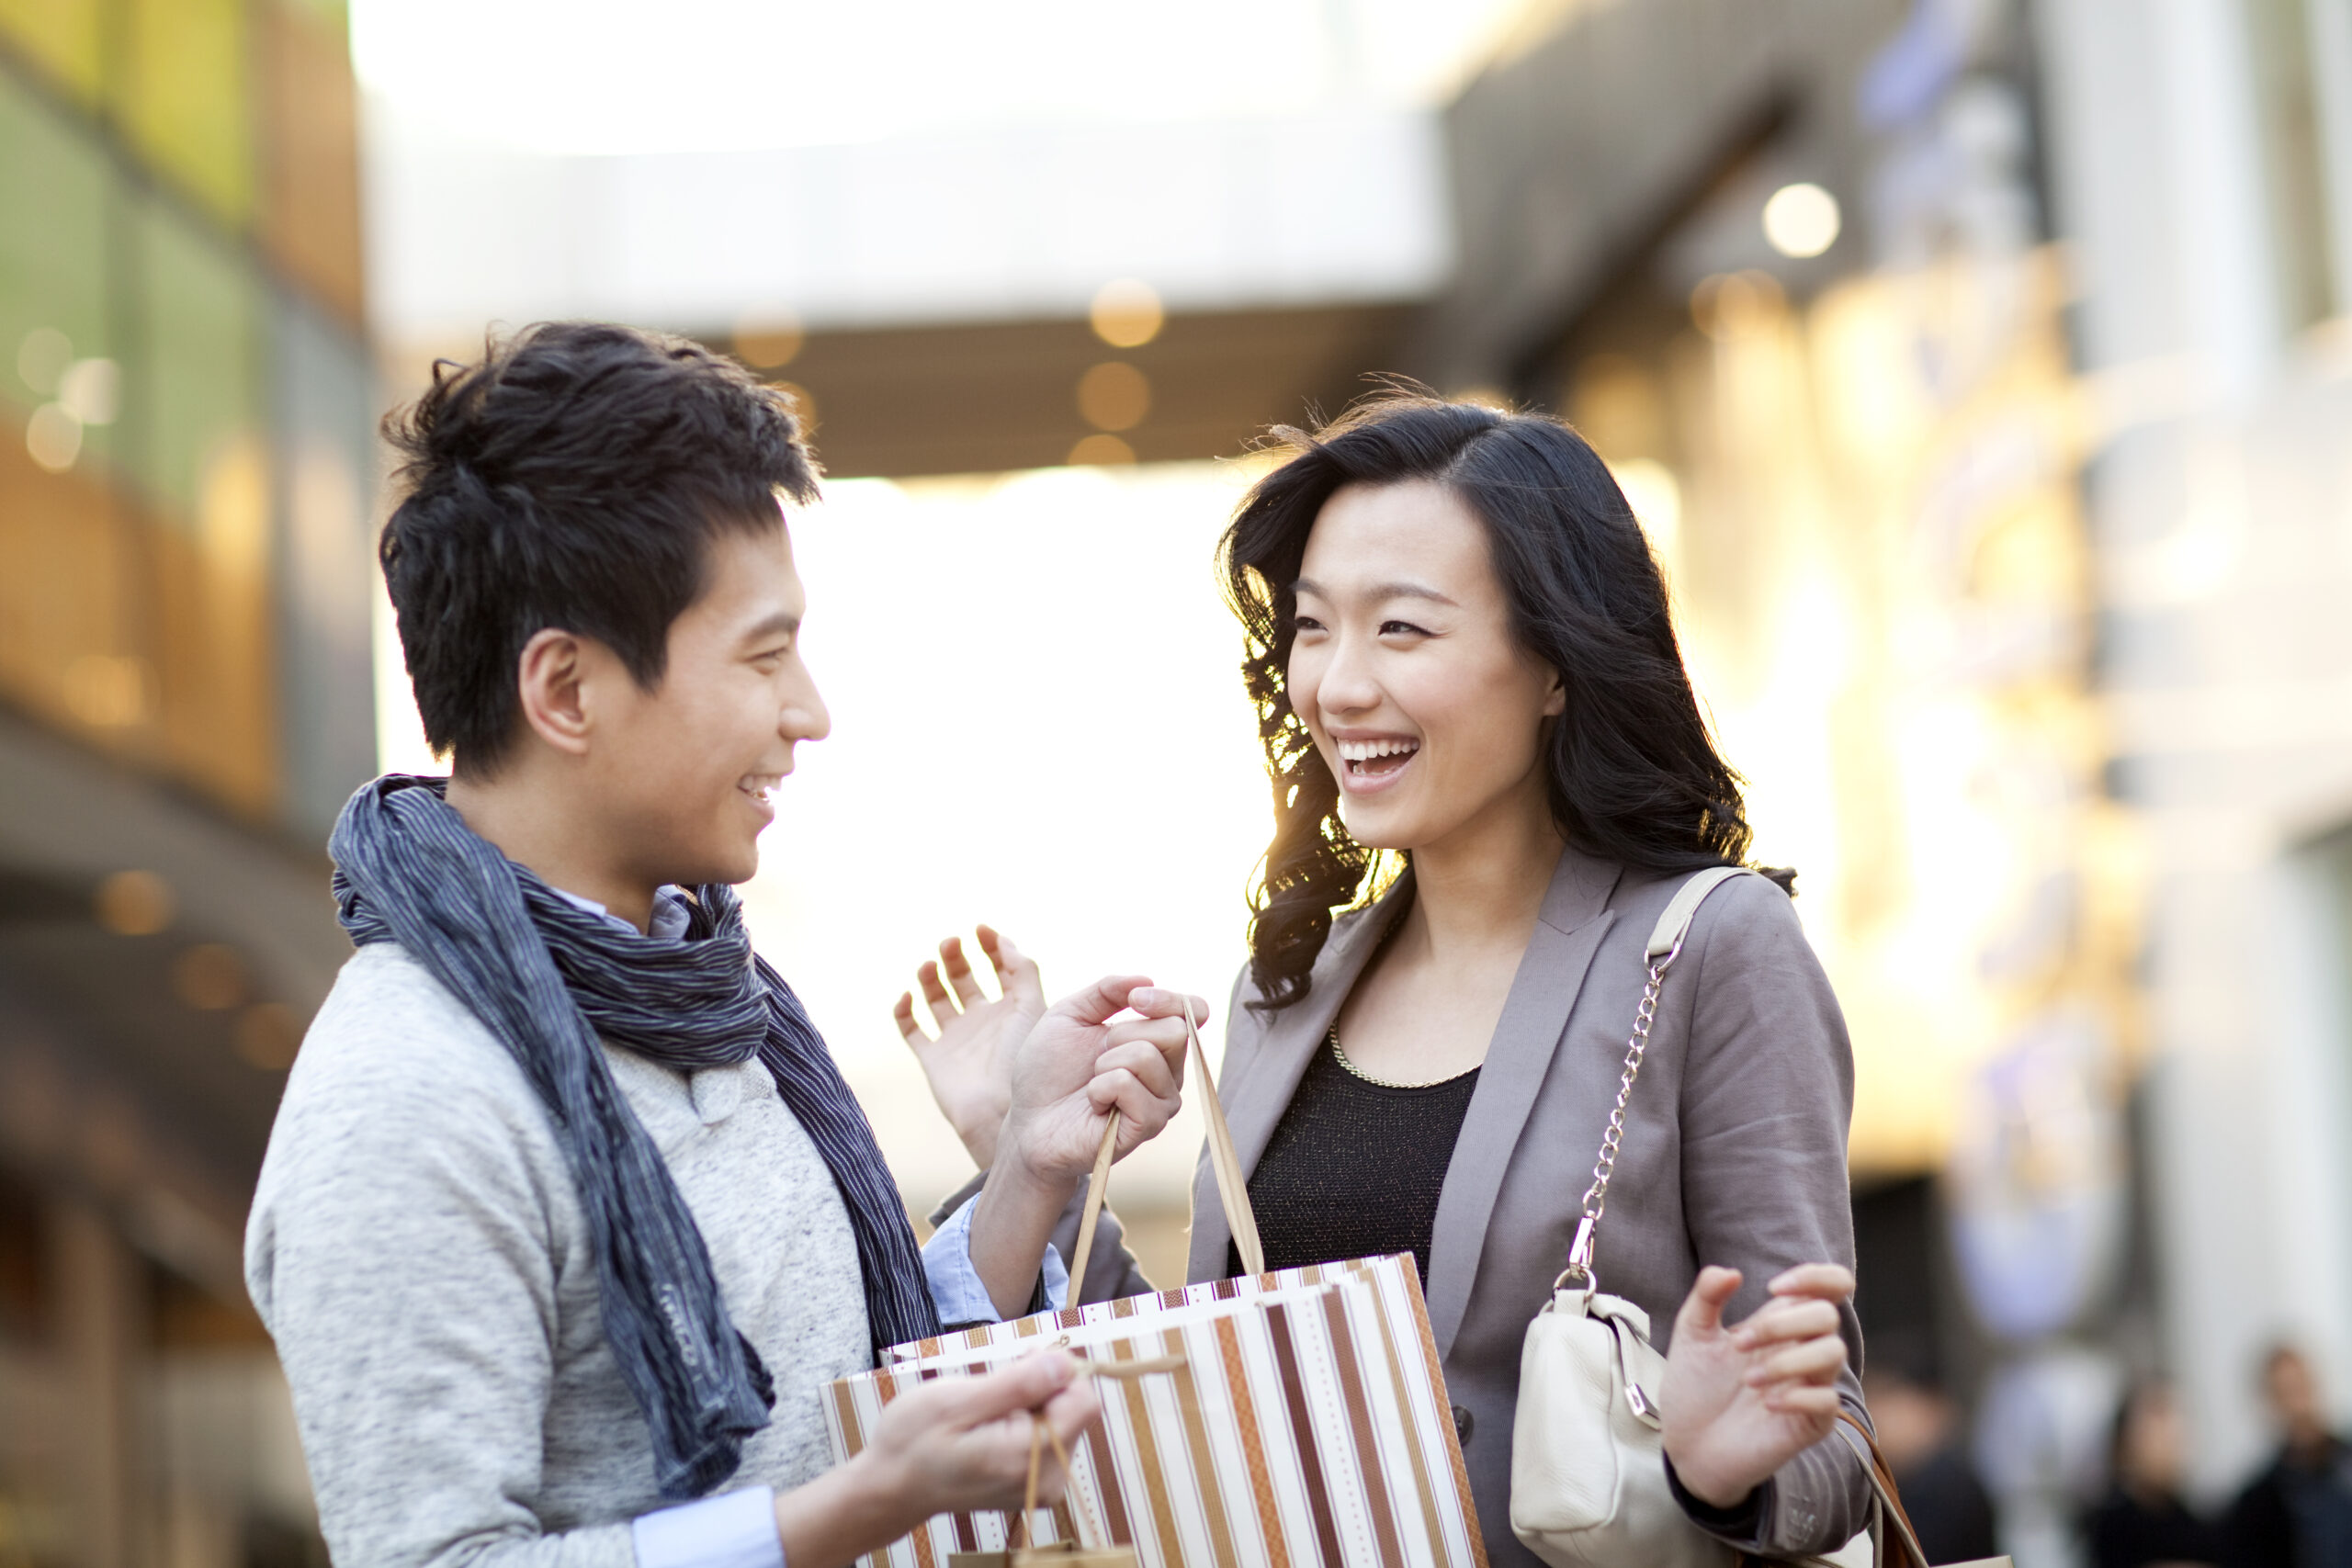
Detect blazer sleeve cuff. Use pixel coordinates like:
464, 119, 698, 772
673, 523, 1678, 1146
1662, 1455, 1769, 1544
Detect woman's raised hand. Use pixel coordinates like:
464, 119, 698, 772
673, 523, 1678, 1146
1659, 1263, 1855, 1510
894, 926, 1046, 1169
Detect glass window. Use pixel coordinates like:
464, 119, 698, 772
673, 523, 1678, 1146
0, 0, 104, 106
259, 0, 365, 323
113, 0, 256, 229
131, 196, 278, 814
132, 196, 263, 521
0, 71, 114, 436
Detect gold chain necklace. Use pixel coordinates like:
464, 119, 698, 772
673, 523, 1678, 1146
1326, 1022, 1479, 1089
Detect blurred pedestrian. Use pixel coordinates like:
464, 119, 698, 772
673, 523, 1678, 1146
2226, 1345, 2352, 1568
2086, 1380, 2222, 1568
1862, 1353, 2001, 1564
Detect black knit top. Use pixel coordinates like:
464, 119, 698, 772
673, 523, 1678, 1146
1228, 1032, 1481, 1286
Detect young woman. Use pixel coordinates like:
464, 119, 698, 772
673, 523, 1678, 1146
899, 396, 1874, 1563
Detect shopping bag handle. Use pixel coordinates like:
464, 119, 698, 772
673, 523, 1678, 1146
1067, 998, 1264, 1290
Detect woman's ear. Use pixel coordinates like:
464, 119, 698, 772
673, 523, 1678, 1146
514, 628, 594, 757
1542, 669, 1566, 719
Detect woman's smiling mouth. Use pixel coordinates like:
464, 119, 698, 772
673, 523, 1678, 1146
1334, 735, 1420, 791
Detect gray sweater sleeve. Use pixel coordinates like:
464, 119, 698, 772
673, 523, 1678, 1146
246, 995, 638, 1568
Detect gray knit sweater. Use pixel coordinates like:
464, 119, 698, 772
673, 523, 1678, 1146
246, 942, 874, 1568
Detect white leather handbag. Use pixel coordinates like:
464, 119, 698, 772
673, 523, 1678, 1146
1508, 868, 1999, 1568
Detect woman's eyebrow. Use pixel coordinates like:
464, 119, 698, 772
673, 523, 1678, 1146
1291, 575, 1460, 608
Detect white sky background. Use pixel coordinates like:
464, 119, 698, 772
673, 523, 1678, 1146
350, 0, 1530, 155
358, 0, 1534, 1215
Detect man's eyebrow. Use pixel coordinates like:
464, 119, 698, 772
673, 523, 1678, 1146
739, 610, 801, 644
1290, 576, 1460, 608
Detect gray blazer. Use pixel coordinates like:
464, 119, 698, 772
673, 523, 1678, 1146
993, 847, 1872, 1562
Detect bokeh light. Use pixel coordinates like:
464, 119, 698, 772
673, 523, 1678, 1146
1762, 180, 1842, 258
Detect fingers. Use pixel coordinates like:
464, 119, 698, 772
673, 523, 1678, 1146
929, 1351, 1079, 1427
1729, 1295, 1842, 1353
1099, 1019, 1190, 1088
977, 925, 1043, 995
1090, 1038, 1180, 1103
1674, 1265, 1744, 1339
1087, 1068, 1183, 1148
1760, 1383, 1844, 1418
1039, 1380, 1102, 1448
1743, 1333, 1848, 1389
1767, 1263, 1855, 1303
1122, 987, 1213, 1028
1051, 975, 1157, 1029
940, 936, 989, 1008
894, 990, 931, 1048
918, 960, 958, 1027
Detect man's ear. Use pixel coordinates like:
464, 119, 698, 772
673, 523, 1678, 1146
514, 628, 594, 757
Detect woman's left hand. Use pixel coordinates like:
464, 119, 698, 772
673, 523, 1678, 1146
1659, 1263, 1855, 1509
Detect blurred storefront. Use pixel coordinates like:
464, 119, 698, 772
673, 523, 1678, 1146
0, 1, 377, 1562
1427, 1, 2352, 1562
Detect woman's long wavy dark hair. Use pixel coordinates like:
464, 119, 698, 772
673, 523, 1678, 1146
1220, 392, 1774, 1011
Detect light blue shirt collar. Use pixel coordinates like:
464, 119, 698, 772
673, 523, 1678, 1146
549, 884, 694, 941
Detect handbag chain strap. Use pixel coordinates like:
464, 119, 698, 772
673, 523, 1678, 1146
1562, 932, 1686, 1286
1561, 864, 1752, 1290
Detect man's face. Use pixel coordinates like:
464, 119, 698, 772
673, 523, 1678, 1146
583, 519, 828, 890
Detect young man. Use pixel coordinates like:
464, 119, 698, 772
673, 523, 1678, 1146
245, 322, 1204, 1568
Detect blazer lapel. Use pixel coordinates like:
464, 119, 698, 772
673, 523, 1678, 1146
1185, 874, 1414, 1280
1422, 846, 1623, 1359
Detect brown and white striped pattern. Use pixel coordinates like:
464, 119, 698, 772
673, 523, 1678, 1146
823, 1255, 1488, 1568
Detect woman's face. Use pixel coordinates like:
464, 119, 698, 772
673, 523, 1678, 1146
1288, 479, 1564, 854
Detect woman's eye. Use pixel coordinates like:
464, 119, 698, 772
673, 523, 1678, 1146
1380, 620, 1429, 637
1292, 615, 1327, 635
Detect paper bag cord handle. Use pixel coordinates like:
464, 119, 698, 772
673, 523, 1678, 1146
1067, 998, 1263, 1293
1011, 1357, 1186, 1552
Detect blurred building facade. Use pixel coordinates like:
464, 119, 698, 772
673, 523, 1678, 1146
2039, 0, 2352, 1518
0, 0, 378, 1562
1425, 1, 2352, 1563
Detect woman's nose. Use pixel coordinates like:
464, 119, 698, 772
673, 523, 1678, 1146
1317, 632, 1382, 713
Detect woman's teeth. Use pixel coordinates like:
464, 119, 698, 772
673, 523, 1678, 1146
1336, 738, 1419, 776
738, 775, 780, 803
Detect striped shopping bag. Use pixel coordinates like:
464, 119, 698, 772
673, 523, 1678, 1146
822, 1009, 1487, 1568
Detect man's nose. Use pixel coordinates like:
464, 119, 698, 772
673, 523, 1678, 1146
784, 676, 831, 743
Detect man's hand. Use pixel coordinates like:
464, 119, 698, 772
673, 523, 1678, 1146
999, 976, 1206, 1185
774, 1352, 1098, 1568
894, 926, 1044, 1170
1659, 1264, 1855, 1510
967, 976, 1209, 1317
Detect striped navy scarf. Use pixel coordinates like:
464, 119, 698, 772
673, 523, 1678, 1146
328, 774, 939, 1499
